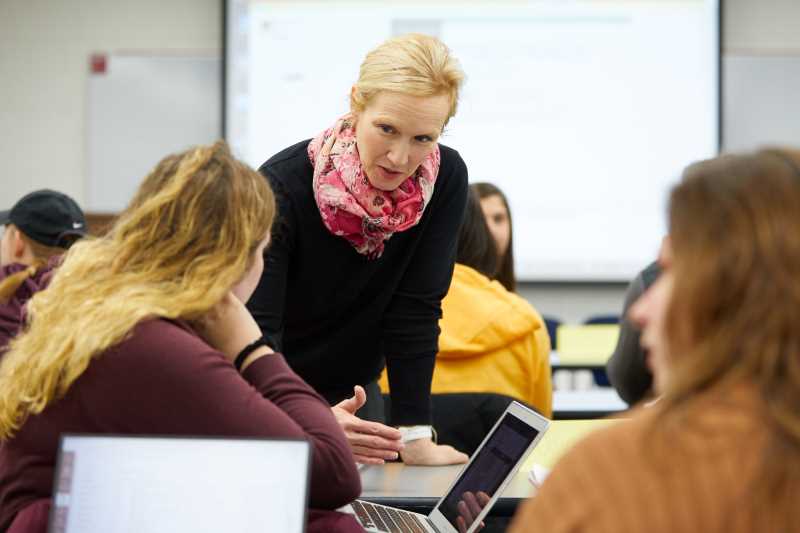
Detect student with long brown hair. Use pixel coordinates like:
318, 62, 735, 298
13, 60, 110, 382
0, 142, 362, 533
0, 190, 86, 349
510, 148, 800, 532
472, 182, 515, 292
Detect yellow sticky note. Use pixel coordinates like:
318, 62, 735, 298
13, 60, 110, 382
556, 324, 620, 365
525, 419, 623, 470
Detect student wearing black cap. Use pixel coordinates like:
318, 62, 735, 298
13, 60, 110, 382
0, 189, 86, 350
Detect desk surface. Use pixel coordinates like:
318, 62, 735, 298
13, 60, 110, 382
553, 388, 626, 411
360, 462, 533, 500
553, 325, 619, 366
552, 388, 628, 419
550, 352, 609, 368
524, 419, 624, 469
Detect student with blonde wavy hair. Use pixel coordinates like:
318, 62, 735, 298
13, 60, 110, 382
249, 33, 470, 465
0, 141, 362, 533
510, 148, 800, 532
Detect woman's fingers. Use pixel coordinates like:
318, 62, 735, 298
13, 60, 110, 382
342, 417, 402, 440
352, 452, 387, 465
332, 409, 402, 445
462, 491, 479, 516
346, 432, 403, 451
330, 401, 403, 464
457, 499, 474, 526
334, 416, 403, 448
333, 385, 366, 415
401, 439, 469, 465
350, 444, 399, 461
462, 490, 487, 519
193, 292, 264, 360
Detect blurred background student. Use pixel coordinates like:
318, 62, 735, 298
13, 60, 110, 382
381, 185, 551, 453
510, 148, 800, 533
473, 182, 515, 292
431, 186, 552, 414
606, 259, 660, 405
0, 142, 362, 533
248, 33, 470, 465
0, 190, 86, 351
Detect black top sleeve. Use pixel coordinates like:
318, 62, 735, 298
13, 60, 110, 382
382, 149, 469, 425
246, 177, 294, 352
606, 261, 660, 405
245, 142, 468, 426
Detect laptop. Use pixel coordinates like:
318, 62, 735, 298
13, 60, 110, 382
48, 435, 310, 533
345, 401, 549, 533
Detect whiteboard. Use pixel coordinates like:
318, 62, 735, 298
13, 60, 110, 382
87, 54, 221, 213
224, 0, 720, 282
723, 55, 800, 152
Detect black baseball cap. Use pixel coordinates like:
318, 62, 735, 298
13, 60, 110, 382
0, 189, 87, 248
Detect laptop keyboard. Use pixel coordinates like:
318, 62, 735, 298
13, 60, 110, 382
351, 500, 435, 533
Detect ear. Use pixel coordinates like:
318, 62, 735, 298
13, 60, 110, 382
659, 235, 672, 266
11, 229, 27, 260
349, 85, 360, 121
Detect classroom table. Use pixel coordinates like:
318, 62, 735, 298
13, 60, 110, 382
550, 351, 610, 370
358, 418, 627, 531
552, 388, 628, 419
550, 324, 619, 370
359, 462, 533, 527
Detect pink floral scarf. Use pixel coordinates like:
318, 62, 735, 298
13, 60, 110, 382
307, 115, 440, 258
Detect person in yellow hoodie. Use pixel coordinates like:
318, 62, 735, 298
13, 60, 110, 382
381, 186, 552, 423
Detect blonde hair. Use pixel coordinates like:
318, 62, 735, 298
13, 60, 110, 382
657, 147, 800, 519
350, 33, 465, 124
0, 227, 70, 304
0, 141, 275, 438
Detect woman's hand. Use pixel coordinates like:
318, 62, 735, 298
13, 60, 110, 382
456, 491, 490, 533
400, 438, 469, 466
194, 292, 272, 363
331, 386, 404, 464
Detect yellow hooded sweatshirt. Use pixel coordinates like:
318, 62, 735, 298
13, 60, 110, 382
380, 263, 552, 417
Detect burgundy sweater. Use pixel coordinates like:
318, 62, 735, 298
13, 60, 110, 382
0, 263, 56, 354
0, 319, 362, 530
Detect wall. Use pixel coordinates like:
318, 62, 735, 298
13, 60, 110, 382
724, 0, 800, 51
1, 0, 798, 323
0, 0, 220, 207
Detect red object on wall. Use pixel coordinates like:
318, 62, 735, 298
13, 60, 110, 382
90, 53, 107, 74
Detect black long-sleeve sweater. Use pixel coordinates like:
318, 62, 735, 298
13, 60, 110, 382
248, 140, 468, 425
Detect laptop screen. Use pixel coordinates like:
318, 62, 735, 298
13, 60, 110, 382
437, 413, 539, 529
50, 435, 309, 533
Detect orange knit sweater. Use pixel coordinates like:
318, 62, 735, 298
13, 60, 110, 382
510, 385, 799, 533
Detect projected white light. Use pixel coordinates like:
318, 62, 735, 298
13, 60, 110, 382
225, 0, 719, 282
